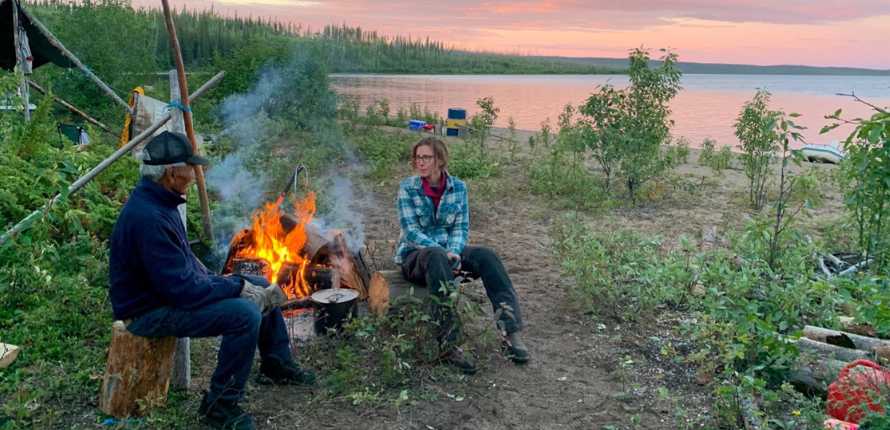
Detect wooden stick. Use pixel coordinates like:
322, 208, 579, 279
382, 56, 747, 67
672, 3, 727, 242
11, 0, 29, 122
0, 71, 225, 247
797, 337, 870, 362
26, 80, 115, 136
167, 70, 190, 390
17, 6, 133, 115
803, 325, 890, 360
161, 0, 214, 243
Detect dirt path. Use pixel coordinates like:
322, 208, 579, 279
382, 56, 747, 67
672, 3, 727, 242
224, 156, 713, 429
196, 132, 842, 429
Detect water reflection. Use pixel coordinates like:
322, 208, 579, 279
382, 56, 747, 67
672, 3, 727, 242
331, 74, 890, 148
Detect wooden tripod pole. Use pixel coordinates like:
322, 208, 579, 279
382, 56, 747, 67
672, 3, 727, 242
160, 0, 214, 242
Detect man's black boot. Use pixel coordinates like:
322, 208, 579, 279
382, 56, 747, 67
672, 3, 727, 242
259, 356, 316, 386
503, 331, 530, 364
199, 392, 255, 430
442, 347, 478, 375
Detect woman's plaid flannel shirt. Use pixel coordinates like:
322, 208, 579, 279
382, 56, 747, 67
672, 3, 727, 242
394, 175, 469, 264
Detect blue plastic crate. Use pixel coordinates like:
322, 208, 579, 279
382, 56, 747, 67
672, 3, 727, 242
447, 108, 466, 120
408, 119, 426, 130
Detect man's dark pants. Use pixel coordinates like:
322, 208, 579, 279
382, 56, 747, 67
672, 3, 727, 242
127, 298, 291, 403
401, 245, 523, 345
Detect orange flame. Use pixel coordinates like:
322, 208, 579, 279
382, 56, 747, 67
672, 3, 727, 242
230, 192, 317, 299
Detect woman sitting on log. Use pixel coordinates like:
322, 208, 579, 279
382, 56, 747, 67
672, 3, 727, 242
395, 136, 530, 374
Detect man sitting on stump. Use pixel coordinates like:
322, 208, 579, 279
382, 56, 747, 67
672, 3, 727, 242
108, 131, 314, 430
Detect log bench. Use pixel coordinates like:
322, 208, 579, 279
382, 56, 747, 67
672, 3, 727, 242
99, 321, 177, 418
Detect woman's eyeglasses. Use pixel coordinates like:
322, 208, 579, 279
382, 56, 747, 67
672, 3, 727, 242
413, 155, 435, 163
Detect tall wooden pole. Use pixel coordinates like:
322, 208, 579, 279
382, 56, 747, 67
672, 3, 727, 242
10, 0, 29, 122
160, 0, 214, 242
168, 70, 190, 390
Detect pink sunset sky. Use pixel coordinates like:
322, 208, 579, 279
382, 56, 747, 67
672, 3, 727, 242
137, 0, 890, 69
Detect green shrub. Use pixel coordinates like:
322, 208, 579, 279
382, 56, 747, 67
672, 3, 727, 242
735, 90, 779, 210
698, 138, 733, 175
447, 140, 500, 180
578, 48, 682, 202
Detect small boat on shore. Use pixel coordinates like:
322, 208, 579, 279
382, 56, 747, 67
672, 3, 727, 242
801, 141, 845, 164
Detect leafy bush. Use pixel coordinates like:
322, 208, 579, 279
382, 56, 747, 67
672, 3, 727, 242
578, 48, 682, 202
825, 106, 890, 273
447, 140, 500, 180
699, 138, 733, 175
735, 90, 779, 210
466, 96, 499, 158
0, 87, 139, 427
663, 137, 691, 168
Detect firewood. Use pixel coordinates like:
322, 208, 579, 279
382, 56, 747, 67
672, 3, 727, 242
99, 321, 176, 418
788, 356, 846, 396
368, 272, 390, 316
329, 233, 370, 299
838, 316, 878, 338
0, 343, 20, 369
803, 325, 890, 360
797, 337, 869, 362
378, 270, 430, 301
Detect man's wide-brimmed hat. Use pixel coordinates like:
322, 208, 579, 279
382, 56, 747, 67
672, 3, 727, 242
142, 131, 208, 166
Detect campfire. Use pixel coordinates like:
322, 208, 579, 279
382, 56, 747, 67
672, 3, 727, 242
222, 191, 371, 308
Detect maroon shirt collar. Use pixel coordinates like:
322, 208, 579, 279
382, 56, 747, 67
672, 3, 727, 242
421, 171, 447, 208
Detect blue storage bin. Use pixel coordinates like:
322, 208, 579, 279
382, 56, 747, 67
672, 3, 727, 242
446, 127, 460, 136
408, 119, 426, 130
447, 108, 466, 120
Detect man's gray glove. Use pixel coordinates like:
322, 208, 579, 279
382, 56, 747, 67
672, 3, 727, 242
240, 279, 268, 312
264, 284, 288, 311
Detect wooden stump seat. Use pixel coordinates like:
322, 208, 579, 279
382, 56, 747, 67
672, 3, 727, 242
99, 321, 177, 418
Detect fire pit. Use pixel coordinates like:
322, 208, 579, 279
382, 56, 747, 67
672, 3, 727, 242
221, 188, 370, 338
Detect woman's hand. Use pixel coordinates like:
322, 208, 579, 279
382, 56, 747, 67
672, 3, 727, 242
447, 251, 461, 272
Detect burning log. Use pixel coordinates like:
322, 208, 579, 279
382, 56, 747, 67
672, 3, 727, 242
99, 321, 176, 418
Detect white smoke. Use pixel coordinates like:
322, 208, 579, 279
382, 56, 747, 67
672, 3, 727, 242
206, 61, 371, 264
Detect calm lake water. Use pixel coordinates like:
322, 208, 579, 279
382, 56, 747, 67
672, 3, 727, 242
331, 74, 890, 148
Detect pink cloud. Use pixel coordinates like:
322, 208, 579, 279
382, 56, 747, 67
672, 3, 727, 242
135, 0, 890, 68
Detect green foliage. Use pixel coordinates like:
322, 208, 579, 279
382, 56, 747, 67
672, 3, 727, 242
663, 137, 691, 168
506, 116, 519, 161
551, 213, 884, 427
447, 140, 500, 180
736, 89, 779, 210
0, 92, 138, 427
552, 216, 694, 320
466, 96, 499, 158
578, 48, 682, 202
349, 127, 415, 180
825, 106, 890, 273
699, 138, 733, 175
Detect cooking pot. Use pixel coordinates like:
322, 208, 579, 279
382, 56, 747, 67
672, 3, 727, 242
310, 288, 358, 334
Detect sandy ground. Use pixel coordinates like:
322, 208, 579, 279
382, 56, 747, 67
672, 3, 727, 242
181, 128, 844, 430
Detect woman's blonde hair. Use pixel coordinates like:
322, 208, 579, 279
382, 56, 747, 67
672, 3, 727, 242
411, 137, 449, 170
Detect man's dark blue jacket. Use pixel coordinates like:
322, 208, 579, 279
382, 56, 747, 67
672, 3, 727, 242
109, 178, 243, 320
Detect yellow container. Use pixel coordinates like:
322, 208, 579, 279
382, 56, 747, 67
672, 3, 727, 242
446, 119, 467, 128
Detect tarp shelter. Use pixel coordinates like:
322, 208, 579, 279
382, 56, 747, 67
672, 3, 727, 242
1, 0, 74, 71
